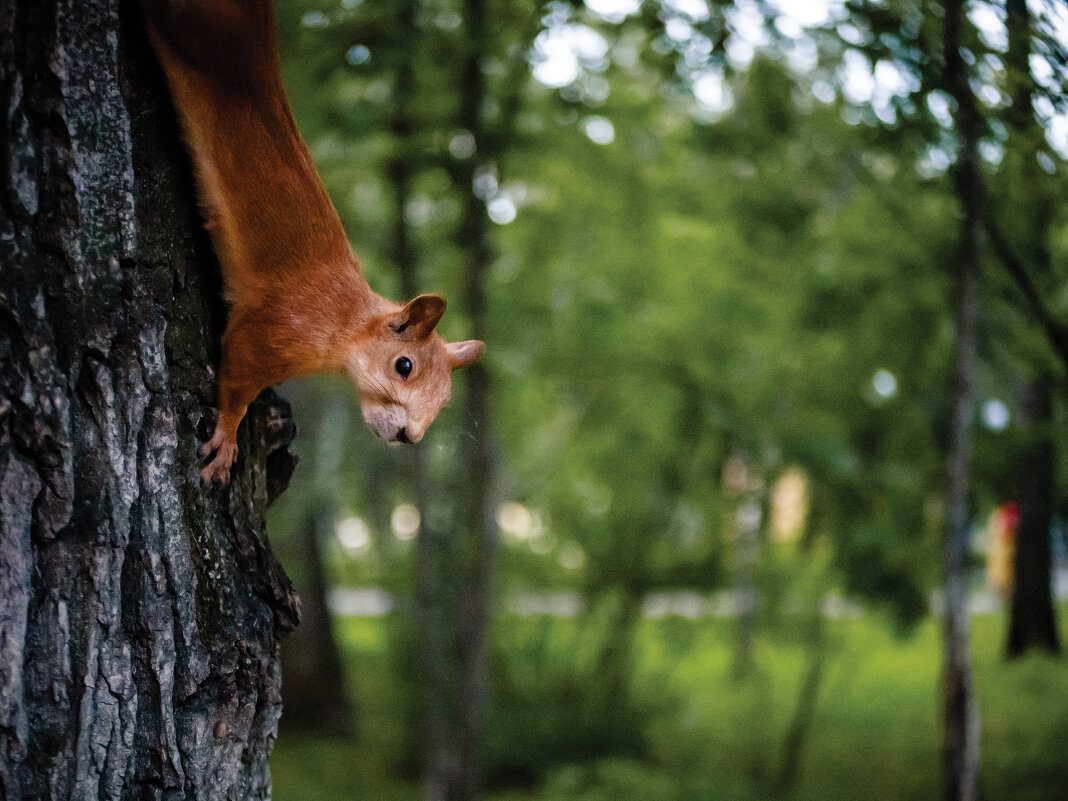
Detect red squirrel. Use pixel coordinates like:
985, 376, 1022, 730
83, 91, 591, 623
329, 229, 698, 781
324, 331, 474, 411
141, 0, 484, 482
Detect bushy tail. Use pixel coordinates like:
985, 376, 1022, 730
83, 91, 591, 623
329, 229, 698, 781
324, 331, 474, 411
139, 0, 354, 304
139, 0, 280, 99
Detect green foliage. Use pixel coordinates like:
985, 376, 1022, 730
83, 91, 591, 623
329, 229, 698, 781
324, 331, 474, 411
486, 624, 650, 784
271, 0, 1068, 627
271, 611, 1068, 801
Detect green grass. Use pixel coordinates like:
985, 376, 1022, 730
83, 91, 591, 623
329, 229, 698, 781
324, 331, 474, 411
271, 610, 1068, 801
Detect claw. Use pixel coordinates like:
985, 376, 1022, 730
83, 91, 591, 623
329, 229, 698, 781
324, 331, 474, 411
201, 457, 232, 483
200, 428, 226, 458
199, 428, 237, 483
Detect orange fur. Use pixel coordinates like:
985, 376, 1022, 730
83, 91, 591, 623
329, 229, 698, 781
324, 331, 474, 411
141, 0, 483, 482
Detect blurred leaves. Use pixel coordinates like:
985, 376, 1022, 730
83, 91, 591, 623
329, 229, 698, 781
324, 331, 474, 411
266, 0, 1068, 793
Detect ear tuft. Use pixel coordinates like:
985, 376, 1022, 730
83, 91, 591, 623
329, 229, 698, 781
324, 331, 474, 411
389, 294, 447, 340
446, 340, 485, 370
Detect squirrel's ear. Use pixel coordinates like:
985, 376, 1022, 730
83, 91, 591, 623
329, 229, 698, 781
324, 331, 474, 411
389, 294, 446, 340
446, 340, 484, 370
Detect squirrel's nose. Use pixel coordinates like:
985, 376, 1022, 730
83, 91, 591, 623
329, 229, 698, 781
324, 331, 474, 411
396, 427, 412, 444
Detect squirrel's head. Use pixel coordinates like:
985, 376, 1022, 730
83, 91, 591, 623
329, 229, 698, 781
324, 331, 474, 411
347, 294, 483, 444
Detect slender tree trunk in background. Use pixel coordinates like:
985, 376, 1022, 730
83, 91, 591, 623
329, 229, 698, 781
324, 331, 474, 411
454, 370, 496, 801
733, 494, 761, 681
382, 8, 461, 793
413, 454, 458, 801
0, 2, 299, 799
722, 452, 762, 681
454, 0, 498, 793
941, 1, 983, 798
588, 589, 641, 718
1007, 377, 1060, 656
278, 503, 353, 734
773, 621, 826, 796
279, 402, 353, 735
1002, 0, 1061, 660
278, 507, 353, 734
387, 2, 527, 795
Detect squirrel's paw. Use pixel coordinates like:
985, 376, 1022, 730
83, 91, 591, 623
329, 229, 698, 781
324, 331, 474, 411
200, 429, 238, 483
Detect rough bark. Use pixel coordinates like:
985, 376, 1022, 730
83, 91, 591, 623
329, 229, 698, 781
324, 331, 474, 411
0, 2, 299, 800
941, 0, 983, 799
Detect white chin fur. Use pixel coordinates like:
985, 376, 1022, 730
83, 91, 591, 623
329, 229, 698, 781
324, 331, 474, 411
363, 408, 403, 441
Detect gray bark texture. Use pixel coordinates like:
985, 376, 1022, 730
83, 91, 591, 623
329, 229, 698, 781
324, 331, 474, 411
0, 1, 300, 800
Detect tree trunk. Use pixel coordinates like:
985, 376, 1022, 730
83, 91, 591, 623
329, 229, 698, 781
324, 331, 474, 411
0, 3, 299, 799
773, 635, 826, 796
1001, 0, 1061, 660
733, 494, 761, 681
380, 11, 459, 794
278, 507, 353, 735
452, 3, 499, 798
941, 0, 983, 798
278, 402, 353, 736
1007, 376, 1060, 656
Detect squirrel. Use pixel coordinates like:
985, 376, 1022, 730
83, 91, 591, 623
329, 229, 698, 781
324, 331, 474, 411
140, 0, 484, 482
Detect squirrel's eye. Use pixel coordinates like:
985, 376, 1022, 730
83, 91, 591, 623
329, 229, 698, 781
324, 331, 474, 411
395, 356, 413, 379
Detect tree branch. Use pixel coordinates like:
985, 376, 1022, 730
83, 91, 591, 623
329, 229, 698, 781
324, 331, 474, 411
985, 216, 1068, 372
